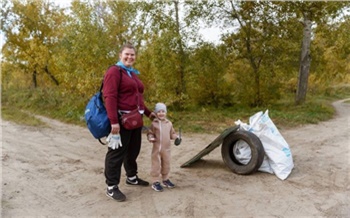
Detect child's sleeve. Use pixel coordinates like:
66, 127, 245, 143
147, 124, 156, 142
147, 125, 155, 137
170, 124, 178, 140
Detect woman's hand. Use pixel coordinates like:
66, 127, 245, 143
111, 123, 120, 134
147, 134, 156, 143
149, 112, 156, 120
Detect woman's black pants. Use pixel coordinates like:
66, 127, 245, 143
104, 125, 142, 186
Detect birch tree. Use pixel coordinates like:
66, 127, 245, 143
279, 2, 348, 104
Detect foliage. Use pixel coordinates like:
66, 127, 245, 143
324, 84, 350, 99
187, 42, 233, 107
54, 0, 142, 99
312, 14, 350, 91
1, 0, 64, 88
186, 0, 349, 106
220, 2, 293, 106
275, 1, 349, 104
137, 0, 200, 109
1, 0, 349, 132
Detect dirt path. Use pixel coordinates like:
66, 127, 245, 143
1, 99, 349, 217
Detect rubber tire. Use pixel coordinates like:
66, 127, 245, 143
221, 130, 265, 175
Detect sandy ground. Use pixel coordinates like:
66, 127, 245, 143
1, 99, 349, 217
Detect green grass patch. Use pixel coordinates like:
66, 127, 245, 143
165, 98, 335, 134
1, 105, 47, 127
159, 93, 337, 133
1, 87, 86, 126
324, 84, 350, 99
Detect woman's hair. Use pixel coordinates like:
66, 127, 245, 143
119, 43, 137, 54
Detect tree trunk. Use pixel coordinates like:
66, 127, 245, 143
174, 0, 186, 97
32, 70, 37, 88
44, 65, 59, 86
295, 15, 312, 105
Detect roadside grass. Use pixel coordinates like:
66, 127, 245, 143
1, 87, 85, 126
1, 86, 349, 134
164, 97, 336, 133
1, 105, 47, 127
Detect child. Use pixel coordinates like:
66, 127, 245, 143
147, 103, 181, 192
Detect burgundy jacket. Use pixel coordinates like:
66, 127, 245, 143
102, 65, 151, 125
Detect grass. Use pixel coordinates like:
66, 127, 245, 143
165, 98, 336, 133
1, 105, 47, 127
1, 86, 349, 134
1, 87, 85, 126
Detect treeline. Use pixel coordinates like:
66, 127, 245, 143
1, 0, 349, 109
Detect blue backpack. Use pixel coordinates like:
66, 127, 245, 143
85, 88, 110, 144
85, 66, 122, 144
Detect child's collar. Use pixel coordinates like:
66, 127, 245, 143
154, 117, 169, 122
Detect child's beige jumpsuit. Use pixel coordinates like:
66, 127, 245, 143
148, 118, 178, 183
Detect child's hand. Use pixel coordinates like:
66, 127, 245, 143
174, 137, 182, 146
174, 128, 182, 146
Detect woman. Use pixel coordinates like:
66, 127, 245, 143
103, 43, 154, 202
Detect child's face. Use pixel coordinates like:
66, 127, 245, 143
156, 110, 166, 120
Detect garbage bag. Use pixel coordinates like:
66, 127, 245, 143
235, 110, 294, 180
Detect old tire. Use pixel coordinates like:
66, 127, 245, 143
221, 130, 265, 175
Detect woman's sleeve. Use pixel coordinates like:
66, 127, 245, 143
103, 67, 120, 125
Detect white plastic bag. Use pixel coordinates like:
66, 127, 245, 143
234, 120, 274, 174
233, 140, 252, 165
235, 110, 294, 180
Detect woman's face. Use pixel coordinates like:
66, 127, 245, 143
119, 48, 136, 67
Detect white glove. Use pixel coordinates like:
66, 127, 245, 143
106, 134, 123, 150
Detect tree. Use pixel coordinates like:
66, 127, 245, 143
278, 2, 349, 104
187, 42, 232, 107
54, 0, 140, 97
1, 0, 64, 88
188, 1, 349, 106
190, 1, 287, 106
312, 11, 350, 91
136, 0, 201, 108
